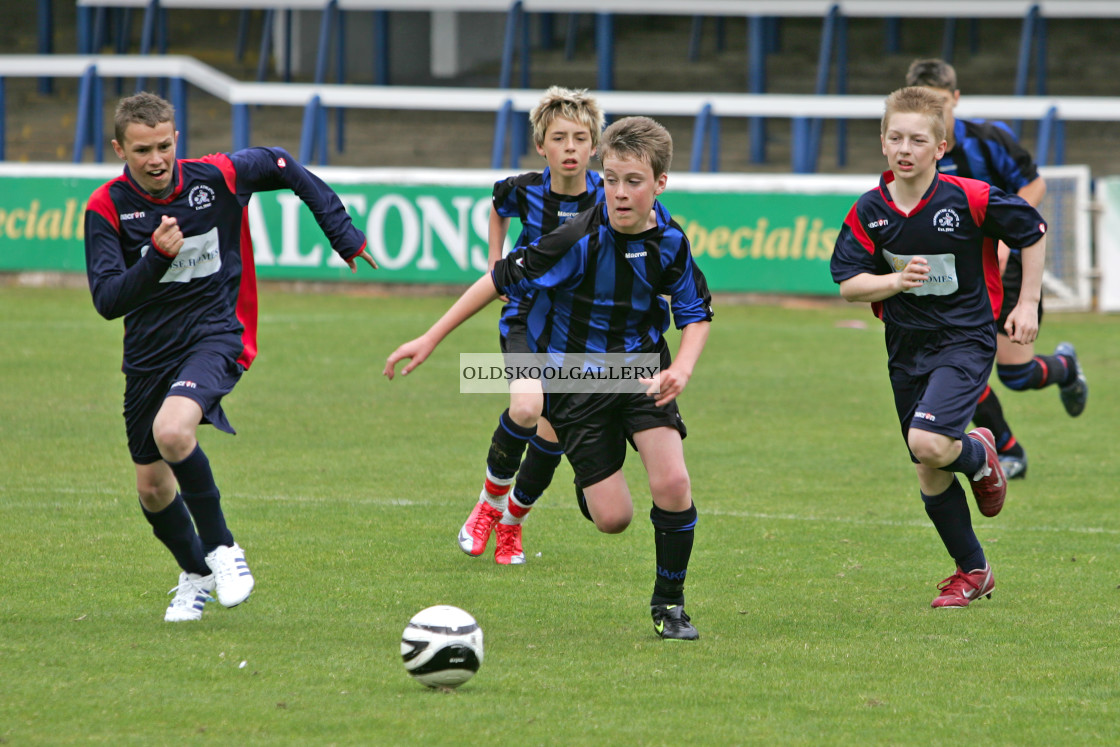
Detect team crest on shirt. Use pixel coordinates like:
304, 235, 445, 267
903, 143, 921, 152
933, 208, 960, 233
188, 184, 215, 211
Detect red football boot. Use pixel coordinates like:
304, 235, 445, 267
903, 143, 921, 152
931, 565, 995, 608
966, 428, 1007, 517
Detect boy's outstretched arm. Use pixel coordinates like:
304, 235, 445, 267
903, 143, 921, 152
643, 320, 711, 407
383, 272, 501, 379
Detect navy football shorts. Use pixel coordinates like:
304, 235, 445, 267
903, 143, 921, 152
885, 322, 996, 462
123, 348, 243, 464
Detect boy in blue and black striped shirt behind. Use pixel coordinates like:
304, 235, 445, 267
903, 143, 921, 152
385, 117, 713, 640
459, 87, 605, 567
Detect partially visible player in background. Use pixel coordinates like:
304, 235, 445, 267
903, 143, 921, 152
831, 87, 1047, 608
85, 92, 375, 622
907, 59, 1088, 480
458, 87, 605, 566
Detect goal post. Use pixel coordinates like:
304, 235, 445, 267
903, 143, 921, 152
1037, 165, 1093, 311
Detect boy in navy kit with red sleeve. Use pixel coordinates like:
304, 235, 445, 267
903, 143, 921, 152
906, 58, 1088, 480
831, 87, 1046, 609
85, 92, 375, 622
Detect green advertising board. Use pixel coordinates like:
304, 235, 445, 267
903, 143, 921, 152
0, 166, 871, 294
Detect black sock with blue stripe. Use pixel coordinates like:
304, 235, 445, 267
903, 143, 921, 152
650, 503, 697, 606
486, 409, 536, 481
513, 436, 563, 507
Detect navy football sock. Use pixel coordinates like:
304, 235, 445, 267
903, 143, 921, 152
169, 444, 234, 553
922, 478, 986, 572
141, 493, 210, 576
650, 503, 697, 606
943, 433, 986, 476
486, 409, 536, 481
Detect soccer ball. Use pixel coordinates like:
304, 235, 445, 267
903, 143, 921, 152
400, 605, 483, 688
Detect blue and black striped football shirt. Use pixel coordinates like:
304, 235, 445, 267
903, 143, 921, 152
937, 118, 1040, 194
493, 168, 604, 350
492, 201, 713, 355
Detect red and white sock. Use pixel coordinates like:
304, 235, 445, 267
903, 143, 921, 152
501, 493, 531, 526
482, 469, 514, 511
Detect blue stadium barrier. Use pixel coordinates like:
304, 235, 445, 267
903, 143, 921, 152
1, 54, 1105, 172
56, 1, 1083, 172
491, 97, 514, 170
72, 65, 104, 163
299, 94, 328, 165
690, 103, 720, 173
233, 103, 251, 152
256, 9, 276, 83
38, 0, 54, 94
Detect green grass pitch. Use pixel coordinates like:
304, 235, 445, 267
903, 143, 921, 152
2, 284, 1118, 744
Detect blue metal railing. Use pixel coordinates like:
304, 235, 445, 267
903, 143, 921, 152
72, 65, 104, 163
24, 0, 1077, 171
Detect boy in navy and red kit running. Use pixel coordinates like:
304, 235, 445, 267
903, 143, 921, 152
85, 92, 375, 621
459, 87, 605, 565
387, 117, 711, 638
907, 59, 1088, 480
831, 87, 1047, 608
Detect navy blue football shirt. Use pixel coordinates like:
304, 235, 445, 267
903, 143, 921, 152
85, 148, 366, 375
830, 171, 1046, 330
